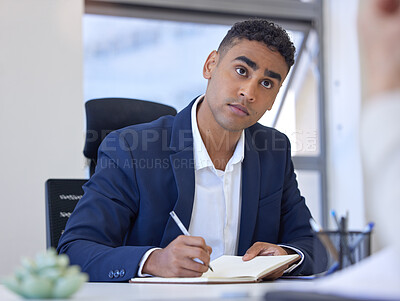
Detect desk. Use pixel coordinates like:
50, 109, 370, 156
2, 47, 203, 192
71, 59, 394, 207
4, 249, 400, 300
0, 280, 312, 300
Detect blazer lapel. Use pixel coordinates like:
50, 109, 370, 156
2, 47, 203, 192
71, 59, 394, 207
159, 98, 261, 252
237, 129, 260, 255
160, 99, 196, 247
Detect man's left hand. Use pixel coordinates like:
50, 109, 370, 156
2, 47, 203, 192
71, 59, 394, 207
242, 242, 295, 280
243, 242, 291, 260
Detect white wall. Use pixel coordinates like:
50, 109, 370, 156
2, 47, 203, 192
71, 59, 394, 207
324, 0, 365, 229
0, 0, 85, 277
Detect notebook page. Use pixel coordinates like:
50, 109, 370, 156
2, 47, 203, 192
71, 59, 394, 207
203, 255, 299, 279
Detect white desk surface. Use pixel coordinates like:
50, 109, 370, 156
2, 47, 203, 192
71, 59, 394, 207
0, 280, 312, 300
4, 249, 400, 300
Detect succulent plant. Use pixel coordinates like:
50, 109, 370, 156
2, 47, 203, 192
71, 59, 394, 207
2, 249, 88, 299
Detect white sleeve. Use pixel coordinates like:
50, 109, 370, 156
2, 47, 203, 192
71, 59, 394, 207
137, 248, 161, 277
278, 244, 305, 273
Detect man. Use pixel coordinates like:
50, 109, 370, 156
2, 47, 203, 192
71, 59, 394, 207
58, 19, 326, 282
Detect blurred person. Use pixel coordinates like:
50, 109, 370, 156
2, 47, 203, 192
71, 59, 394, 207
358, 0, 400, 251
265, 3, 400, 299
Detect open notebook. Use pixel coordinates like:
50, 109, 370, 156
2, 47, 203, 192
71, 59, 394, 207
130, 254, 300, 284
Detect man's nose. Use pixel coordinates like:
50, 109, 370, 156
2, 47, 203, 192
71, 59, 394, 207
238, 80, 257, 102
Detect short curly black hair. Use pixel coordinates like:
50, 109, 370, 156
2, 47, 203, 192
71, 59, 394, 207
218, 19, 295, 71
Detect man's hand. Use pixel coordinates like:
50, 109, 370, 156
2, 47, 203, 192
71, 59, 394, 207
142, 235, 212, 278
242, 242, 296, 280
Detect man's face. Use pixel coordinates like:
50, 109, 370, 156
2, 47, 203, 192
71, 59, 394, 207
202, 39, 289, 132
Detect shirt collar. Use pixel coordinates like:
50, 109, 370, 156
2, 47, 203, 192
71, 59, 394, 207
191, 95, 245, 171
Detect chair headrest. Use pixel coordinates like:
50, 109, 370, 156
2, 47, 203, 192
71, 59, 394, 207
83, 98, 177, 161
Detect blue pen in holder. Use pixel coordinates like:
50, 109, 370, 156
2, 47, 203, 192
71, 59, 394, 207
313, 230, 372, 275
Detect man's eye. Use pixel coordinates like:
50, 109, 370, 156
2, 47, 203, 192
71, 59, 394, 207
261, 80, 273, 89
235, 67, 246, 76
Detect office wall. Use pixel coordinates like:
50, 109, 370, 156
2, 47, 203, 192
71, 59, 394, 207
324, 0, 364, 229
0, 0, 85, 277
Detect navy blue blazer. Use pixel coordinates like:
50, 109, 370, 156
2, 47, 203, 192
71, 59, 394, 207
58, 99, 326, 282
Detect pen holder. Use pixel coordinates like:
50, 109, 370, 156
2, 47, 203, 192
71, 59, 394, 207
313, 230, 371, 275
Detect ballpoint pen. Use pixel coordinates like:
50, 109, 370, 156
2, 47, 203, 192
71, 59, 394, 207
331, 210, 354, 265
340, 216, 355, 265
169, 211, 214, 272
350, 222, 374, 252
330, 210, 341, 229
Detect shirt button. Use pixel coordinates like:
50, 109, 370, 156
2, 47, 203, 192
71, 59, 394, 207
108, 271, 114, 279
120, 269, 126, 277
113, 270, 120, 278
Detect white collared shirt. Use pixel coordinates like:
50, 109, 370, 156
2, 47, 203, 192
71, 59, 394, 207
189, 95, 244, 260
138, 95, 303, 276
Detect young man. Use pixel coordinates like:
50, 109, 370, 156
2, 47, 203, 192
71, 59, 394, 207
58, 19, 326, 281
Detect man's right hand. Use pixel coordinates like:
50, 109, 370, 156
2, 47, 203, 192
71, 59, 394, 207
142, 235, 212, 277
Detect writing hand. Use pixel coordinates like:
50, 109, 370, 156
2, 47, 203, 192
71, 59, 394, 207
142, 235, 212, 277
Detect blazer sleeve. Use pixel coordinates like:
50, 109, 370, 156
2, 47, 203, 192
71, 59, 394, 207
278, 135, 327, 275
57, 131, 153, 282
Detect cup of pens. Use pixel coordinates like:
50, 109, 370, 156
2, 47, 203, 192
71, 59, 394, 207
310, 215, 373, 275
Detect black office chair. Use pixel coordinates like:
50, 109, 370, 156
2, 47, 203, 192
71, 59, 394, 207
45, 179, 88, 248
45, 98, 177, 248
83, 97, 177, 176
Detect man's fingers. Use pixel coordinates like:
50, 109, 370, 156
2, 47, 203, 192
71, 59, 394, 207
143, 235, 212, 277
243, 242, 265, 261
176, 235, 212, 254
164, 262, 205, 278
258, 248, 279, 256
172, 237, 211, 272
177, 235, 207, 248
259, 246, 288, 256
163, 259, 204, 278
160, 252, 209, 278
167, 250, 210, 277
182, 246, 211, 267
181, 257, 209, 274
243, 242, 289, 261
175, 235, 212, 264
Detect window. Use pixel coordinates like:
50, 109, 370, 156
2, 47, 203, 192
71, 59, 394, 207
84, 15, 230, 110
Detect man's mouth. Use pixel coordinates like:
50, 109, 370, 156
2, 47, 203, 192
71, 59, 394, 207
229, 104, 249, 116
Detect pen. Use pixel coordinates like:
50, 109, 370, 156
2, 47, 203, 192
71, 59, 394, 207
350, 222, 374, 252
169, 211, 214, 272
340, 216, 354, 265
330, 210, 341, 229
332, 211, 354, 265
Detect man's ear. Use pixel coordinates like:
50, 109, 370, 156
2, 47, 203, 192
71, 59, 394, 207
203, 50, 218, 79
